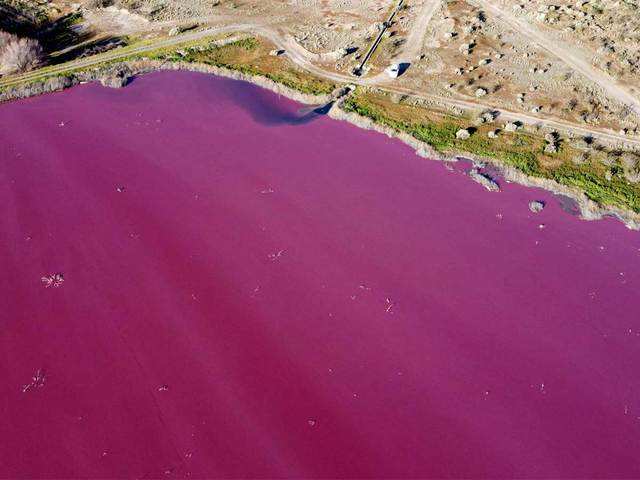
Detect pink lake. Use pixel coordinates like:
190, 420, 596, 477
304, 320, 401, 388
1, 71, 640, 478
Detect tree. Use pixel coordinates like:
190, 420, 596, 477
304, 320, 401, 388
0, 36, 43, 74
0, 31, 17, 51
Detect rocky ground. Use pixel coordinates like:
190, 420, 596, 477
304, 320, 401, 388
493, 0, 640, 89
364, 0, 639, 135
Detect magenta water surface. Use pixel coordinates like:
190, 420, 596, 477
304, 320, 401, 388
1, 71, 640, 478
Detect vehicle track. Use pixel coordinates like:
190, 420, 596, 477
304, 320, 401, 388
363, 0, 442, 85
470, 0, 640, 116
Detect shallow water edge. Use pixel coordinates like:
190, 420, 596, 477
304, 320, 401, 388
3, 58, 640, 230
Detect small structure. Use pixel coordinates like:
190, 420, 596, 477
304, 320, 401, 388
385, 62, 410, 78
385, 64, 401, 78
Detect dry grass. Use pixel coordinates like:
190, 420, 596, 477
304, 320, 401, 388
144, 36, 336, 95
343, 88, 640, 212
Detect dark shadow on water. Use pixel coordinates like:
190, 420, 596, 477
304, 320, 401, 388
556, 194, 581, 216
307, 102, 334, 116
222, 79, 332, 126
125, 75, 138, 86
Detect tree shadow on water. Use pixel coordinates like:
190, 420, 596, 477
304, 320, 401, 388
223, 79, 332, 126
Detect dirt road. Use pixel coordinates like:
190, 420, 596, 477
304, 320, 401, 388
471, 0, 640, 116
0, 23, 254, 88
1, 22, 639, 148
397, 0, 442, 65
364, 0, 442, 84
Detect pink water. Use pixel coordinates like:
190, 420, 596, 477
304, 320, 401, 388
1, 71, 640, 478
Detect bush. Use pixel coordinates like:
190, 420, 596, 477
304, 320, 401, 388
0, 35, 44, 74
0, 31, 17, 51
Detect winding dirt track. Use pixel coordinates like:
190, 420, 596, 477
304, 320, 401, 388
256, 27, 640, 149
396, 0, 442, 65
364, 0, 443, 85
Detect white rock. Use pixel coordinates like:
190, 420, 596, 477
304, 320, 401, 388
469, 169, 501, 191
456, 129, 471, 140
504, 122, 520, 132
529, 200, 546, 213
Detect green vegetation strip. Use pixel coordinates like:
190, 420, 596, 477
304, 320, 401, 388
7, 31, 636, 213
2, 35, 335, 97
2, 34, 335, 101
342, 93, 640, 213
139, 37, 335, 96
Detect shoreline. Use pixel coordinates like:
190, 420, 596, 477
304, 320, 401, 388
3, 59, 640, 230
328, 105, 640, 230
